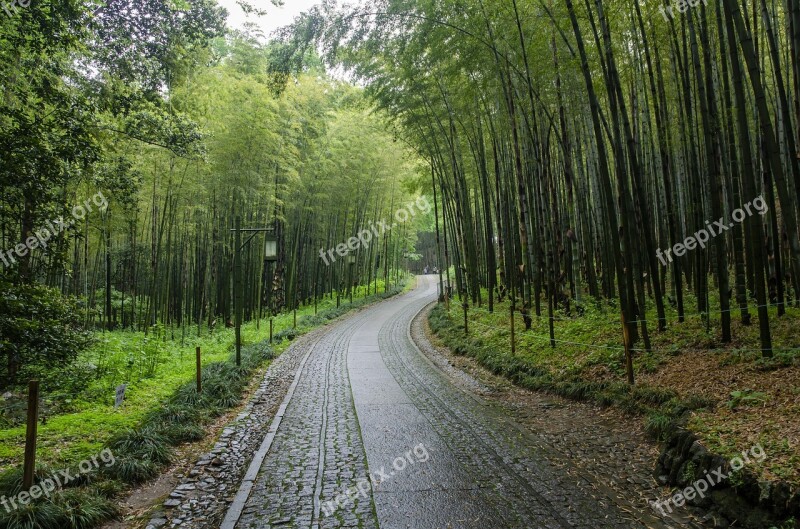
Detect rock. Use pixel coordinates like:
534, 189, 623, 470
711, 488, 778, 528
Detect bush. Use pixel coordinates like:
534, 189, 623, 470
51, 489, 117, 529
645, 411, 676, 441
0, 465, 59, 498
110, 429, 172, 465
158, 422, 207, 444
0, 471, 116, 529
0, 500, 64, 529
101, 456, 158, 484
274, 328, 297, 342
0, 281, 93, 390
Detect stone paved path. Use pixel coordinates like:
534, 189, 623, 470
223, 276, 674, 529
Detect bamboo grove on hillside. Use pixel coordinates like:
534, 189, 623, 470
0, 1, 427, 341
284, 0, 800, 356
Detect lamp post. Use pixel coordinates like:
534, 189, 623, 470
234, 218, 243, 366
265, 231, 277, 344
231, 220, 276, 366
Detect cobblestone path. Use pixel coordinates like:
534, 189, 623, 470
224, 276, 672, 529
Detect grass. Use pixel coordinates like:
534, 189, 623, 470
0, 276, 410, 529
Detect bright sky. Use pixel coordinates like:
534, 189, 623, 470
216, 0, 323, 39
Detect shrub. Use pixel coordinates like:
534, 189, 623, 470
158, 422, 207, 444
0, 500, 64, 529
101, 456, 158, 484
151, 403, 202, 425
0, 477, 116, 529
274, 328, 297, 342
645, 411, 676, 441
0, 281, 93, 390
0, 465, 58, 498
51, 489, 117, 529
110, 429, 172, 465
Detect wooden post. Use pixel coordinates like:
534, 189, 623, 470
23, 380, 39, 489
622, 313, 635, 385
463, 301, 469, 335
510, 302, 516, 355
196, 347, 202, 393
349, 262, 354, 305
269, 318, 273, 344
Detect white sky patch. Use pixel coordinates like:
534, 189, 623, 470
216, 0, 323, 39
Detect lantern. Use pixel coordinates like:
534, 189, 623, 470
265, 234, 277, 262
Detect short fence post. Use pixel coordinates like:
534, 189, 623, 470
269, 318, 273, 344
196, 347, 202, 393
510, 303, 516, 355
463, 301, 469, 335
23, 380, 40, 489
622, 313, 635, 386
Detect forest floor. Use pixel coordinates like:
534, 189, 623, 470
427, 286, 800, 488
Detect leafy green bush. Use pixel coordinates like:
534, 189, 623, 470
299, 314, 326, 327
101, 456, 158, 484
0, 467, 116, 529
645, 411, 677, 441
0, 500, 64, 529
110, 429, 173, 466
50, 489, 117, 529
274, 328, 297, 342
0, 281, 93, 390
158, 422, 207, 444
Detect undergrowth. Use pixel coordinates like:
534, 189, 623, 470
428, 304, 713, 441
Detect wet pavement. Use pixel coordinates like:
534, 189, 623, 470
218, 276, 674, 529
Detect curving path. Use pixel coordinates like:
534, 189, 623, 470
222, 276, 671, 529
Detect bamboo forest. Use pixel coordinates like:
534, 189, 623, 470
0, 0, 798, 528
